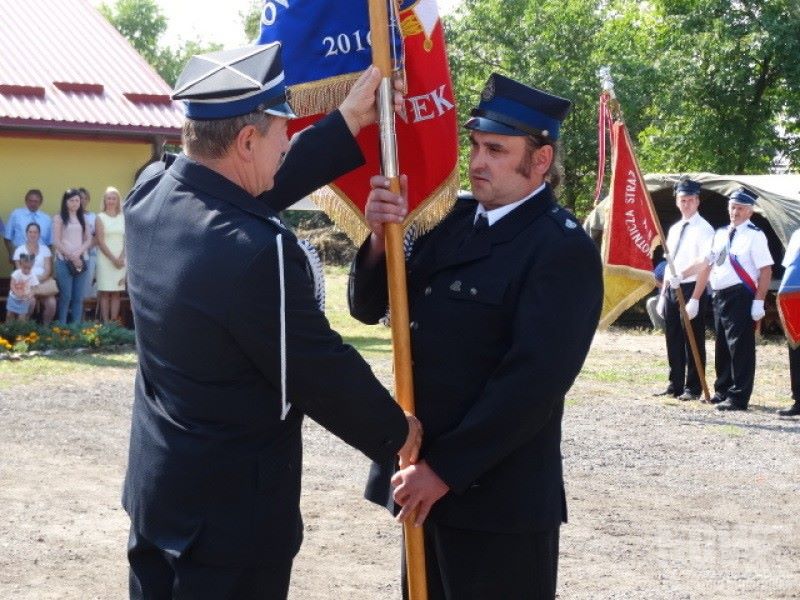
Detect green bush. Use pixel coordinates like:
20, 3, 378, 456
0, 321, 135, 355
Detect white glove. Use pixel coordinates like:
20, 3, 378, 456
668, 272, 682, 289
686, 298, 700, 321
751, 299, 765, 321
685, 298, 699, 320
656, 295, 666, 318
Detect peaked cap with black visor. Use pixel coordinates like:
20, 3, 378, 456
728, 187, 758, 206
172, 43, 296, 120
674, 178, 702, 196
465, 73, 572, 140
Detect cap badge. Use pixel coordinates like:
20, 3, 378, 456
481, 77, 495, 101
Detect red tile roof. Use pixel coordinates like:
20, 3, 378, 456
0, 0, 183, 139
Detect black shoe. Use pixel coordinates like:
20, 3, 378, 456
777, 403, 800, 417
716, 399, 747, 411
653, 388, 678, 397
706, 394, 725, 404
678, 391, 700, 401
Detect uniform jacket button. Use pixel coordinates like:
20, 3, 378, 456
424, 286, 432, 296
410, 321, 419, 330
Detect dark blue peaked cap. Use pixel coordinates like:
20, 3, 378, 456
172, 43, 296, 120
729, 187, 758, 206
674, 178, 701, 196
465, 73, 572, 140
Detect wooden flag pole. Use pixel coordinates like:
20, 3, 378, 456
367, 1, 428, 598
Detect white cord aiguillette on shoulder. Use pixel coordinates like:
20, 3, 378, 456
276, 234, 291, 420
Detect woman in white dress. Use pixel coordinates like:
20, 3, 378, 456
94, 186, 126, 323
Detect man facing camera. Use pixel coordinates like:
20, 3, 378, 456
655, 177, 714, 401
349, 74, 603, 599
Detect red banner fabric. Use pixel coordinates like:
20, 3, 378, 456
289, 1, 459, 243
778, 260, 800, 348
604, 121, 660, 272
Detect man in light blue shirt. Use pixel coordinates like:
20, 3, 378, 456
4, 189, 53, 264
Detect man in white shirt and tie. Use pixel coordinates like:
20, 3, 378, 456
679, 187, 773, 411
656, 177, 714, 401
4, 189, 53, 264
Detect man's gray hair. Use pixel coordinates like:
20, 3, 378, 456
182, 111, 274, 159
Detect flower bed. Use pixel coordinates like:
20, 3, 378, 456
0, 321, 135, 355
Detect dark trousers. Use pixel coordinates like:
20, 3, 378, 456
664, 283, 708, 395
712, 284, 756, 407
128, 527, 292, 600
790, 344, 800, 402
402, 523, 559, 600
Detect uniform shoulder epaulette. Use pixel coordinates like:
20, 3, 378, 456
747, 223, 761, 231
546, 204, 581, 234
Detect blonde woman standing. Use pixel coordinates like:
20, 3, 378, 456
95, 186, 126, 323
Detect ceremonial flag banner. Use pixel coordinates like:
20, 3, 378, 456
598, 121, 661, 328
778, 255, 800, 348
258, 0, 459, 243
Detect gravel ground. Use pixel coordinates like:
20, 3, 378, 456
0, 329, 798, 599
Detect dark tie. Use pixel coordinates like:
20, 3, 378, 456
672, 221, 689, 258
460, 213, 488, 248
729, 227, 736, 243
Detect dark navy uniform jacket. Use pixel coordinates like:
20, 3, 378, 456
349, 185, 602, 533
122, 112, 408, 567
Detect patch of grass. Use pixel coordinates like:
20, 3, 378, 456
710, 424, 746, 437
582, 368, 629, 383
0, 351, 138, 389
324, 266, 391, 358
582, 366, 662, 384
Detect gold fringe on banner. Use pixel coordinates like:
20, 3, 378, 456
598, 265, 657, 329
307, 167, 460, 247
288, 73, 361, 118
403, 169, 460, 239
308, 184, 371, 245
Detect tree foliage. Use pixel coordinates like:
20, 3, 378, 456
445, 0, 800, 217
242, 0, 264, 42
99, 0, 221, 86
637, 0, 800, 174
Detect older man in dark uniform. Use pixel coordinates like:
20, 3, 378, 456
349, 74, 603, 599
122, 44, 421, 599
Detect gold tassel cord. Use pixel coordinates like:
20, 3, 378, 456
307, 168, 460, 247
288, 73, 362, 118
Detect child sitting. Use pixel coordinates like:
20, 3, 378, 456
6, 253, 40, 322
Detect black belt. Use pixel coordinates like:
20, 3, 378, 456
713, 283, 749, 298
